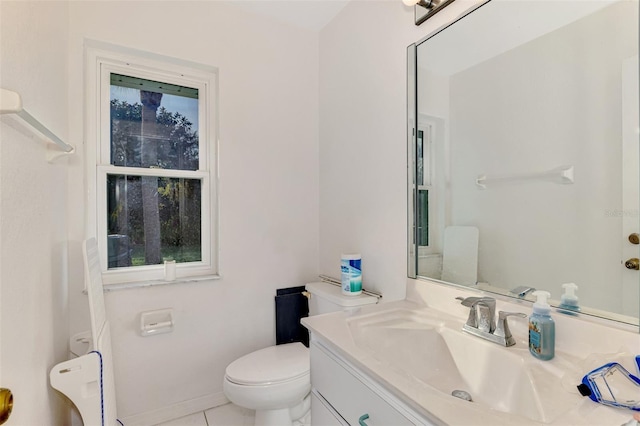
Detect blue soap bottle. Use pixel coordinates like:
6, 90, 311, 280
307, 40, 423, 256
529, 291, 555, 360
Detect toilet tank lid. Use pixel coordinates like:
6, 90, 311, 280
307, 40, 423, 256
225, 342, 309, 386
305, 282, 378, 307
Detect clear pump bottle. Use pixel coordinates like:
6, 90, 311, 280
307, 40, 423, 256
529, 291, 555, 360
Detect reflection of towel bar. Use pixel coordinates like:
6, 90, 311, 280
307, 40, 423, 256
476, 165, 574, 189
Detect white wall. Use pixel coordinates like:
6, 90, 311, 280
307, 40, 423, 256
0, 2, 71, 424
66, 1, 320, 420
318, 0, 484, 301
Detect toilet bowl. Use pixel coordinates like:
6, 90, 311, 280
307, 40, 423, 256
224, 343, 310, 426
223, 282, 378, 426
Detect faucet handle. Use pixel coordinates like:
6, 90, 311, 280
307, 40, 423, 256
494, 311, 526, 347
498, 311, 527, 320
455, 296, 494, 307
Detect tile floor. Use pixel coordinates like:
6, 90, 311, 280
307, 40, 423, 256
155, 403, 255, 426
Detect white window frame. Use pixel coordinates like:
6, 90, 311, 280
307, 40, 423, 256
416, 122, 433, 250
85, 41, 219, 286
416, 114, 445, 257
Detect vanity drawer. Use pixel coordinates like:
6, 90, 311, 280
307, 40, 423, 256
311, 341, 418, 426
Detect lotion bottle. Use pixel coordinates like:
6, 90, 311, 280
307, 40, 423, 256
529, 291, 555, 360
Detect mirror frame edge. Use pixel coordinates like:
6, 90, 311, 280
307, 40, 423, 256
407, 43, 418, 280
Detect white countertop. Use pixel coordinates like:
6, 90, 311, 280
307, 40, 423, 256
302, 279, 640, 426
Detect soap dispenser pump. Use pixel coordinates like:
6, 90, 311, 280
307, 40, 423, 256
559, 282, 580, 315
529, 290, 555, 360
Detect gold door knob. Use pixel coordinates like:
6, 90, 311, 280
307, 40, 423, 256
624, 258, 640, 270
0, 388, 13, 425
629, 233, 640, 245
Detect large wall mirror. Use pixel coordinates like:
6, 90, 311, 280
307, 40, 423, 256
408, 0, 639, 327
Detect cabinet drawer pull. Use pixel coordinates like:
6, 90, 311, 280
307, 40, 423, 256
358, 413, 370, 425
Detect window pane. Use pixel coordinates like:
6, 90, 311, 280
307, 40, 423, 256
417, 129, 424, 186
107, 174, 202, 268
110, 73, 199, 171
417, 189, 429, 246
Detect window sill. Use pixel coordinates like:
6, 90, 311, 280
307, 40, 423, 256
98, 274, 221, 292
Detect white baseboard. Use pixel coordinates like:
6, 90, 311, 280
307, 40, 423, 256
120, 392, 229, 426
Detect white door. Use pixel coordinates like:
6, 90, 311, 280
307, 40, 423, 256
0, 120, 69, 425
621, 55, 639, 318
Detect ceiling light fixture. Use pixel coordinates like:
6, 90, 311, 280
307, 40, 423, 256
403, 0, 456, 26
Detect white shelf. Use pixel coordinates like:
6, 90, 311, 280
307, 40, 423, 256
0, 88, 22, 113
0, 87, 74, 160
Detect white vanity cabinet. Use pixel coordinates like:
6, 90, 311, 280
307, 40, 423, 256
310, 339, 436, 426
311, 389, 347, 426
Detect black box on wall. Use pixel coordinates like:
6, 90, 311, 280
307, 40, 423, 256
275, 286, 309, 347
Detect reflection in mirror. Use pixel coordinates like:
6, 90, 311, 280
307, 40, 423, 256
408, 0, 639, 326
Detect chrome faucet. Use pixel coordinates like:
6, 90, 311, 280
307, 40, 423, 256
456, 296, 526, 347
455, 296, 496, 333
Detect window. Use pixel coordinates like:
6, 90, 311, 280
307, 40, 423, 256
414, 114, 444, 256
86, 42, 218, 285
416, 124, 433, 248
416, 128, 430, 247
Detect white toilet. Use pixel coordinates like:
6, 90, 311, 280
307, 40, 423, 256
223, 281, 378, 426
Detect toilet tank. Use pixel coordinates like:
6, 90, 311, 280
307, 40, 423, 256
305, 282, 378, 316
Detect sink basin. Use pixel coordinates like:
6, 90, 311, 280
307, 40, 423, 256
347, 308, 577, 423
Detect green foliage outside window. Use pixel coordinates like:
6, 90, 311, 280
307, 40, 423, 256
107, 96, 202, 267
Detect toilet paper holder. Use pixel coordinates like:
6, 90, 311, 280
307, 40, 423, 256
140, 309, 174, 337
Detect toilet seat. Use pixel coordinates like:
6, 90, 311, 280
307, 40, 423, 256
225, 342, 309, 386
